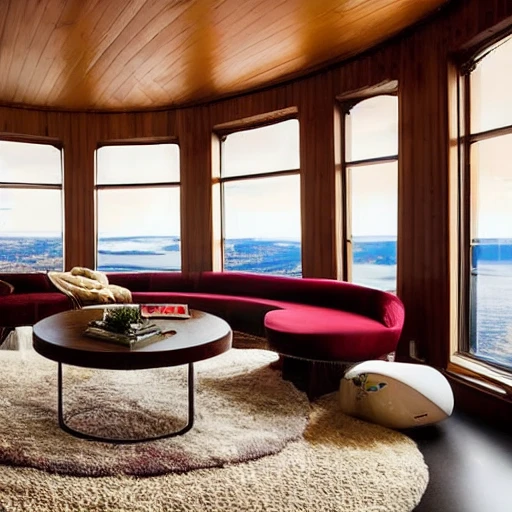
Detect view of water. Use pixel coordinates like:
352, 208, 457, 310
0, 235, 511, 370
471, 263, 512, 369
97, 236, 181, 272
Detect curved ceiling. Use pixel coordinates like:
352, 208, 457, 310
0, 0, 448, 112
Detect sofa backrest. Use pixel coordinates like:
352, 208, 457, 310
107, 271, 197, 293
197, 271, 404, 328
0, 273, 54, 294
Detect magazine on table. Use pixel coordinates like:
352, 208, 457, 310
140, 304, 190, 319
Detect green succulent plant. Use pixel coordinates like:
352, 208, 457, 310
102, 307, 143, 334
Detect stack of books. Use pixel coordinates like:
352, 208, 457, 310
84, 321, 169, 348
83, 305, 185, 348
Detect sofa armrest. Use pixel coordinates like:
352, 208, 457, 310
0, 273, 54, 294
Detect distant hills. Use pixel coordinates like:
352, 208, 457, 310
352, 239, 396, 265
2, 235, 512, 274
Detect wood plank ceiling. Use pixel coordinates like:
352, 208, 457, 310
0, 0, 448, 111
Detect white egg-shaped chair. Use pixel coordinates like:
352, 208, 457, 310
339, 360, 454, 429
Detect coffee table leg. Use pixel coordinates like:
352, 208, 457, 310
187, 362, 195, 431
57, 362, 195, 444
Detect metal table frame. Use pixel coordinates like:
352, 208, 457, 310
57, 362, 195, 444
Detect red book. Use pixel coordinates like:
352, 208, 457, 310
140, 304, 190, 319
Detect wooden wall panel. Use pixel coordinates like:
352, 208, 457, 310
449, 0, 512, 49
331, 44, 400, 98
397, 25, 451, 367
63, 113, 96, 269
177, 106, 214, 273
209, 82, 296, 127
0, 106, 59, 139
298, 74, 339, 279
91, 111, 177, 143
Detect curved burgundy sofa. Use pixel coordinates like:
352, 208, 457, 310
0, 271, 404, 364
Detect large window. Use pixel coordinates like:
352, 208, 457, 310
0, 140, 63, 272
218, 119, 301, 276
460, 35, 512, 374
95, 143, 180, 272
341, 95, 398, 292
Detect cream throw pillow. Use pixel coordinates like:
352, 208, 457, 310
71, 267, 109, 286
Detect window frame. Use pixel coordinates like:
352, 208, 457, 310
0, 136, 64, 272
94, 139, 181, 272
455, 31, 512, 390
338, 92, 399, 286
215, 115, 301, 274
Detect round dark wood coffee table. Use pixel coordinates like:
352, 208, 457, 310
33, 307, 232, 444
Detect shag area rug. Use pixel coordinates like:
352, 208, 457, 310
0, 329, 429, 511
0, 341, 308, 476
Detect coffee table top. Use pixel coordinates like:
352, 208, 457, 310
33, 308, 232, 370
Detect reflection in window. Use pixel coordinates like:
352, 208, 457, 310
95, 143, 180, 272
464, 36, 512, 371
0, 141, 63, 272
219, 119, 301, 276
342, 95, 398, 291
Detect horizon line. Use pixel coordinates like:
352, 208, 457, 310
3, 234, 512, 242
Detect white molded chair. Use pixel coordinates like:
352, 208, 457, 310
339, 360, 454, 429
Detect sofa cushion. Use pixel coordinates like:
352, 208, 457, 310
264, 307, 399, 361
0, 280, 14, 296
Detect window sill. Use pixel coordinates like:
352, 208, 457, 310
448, 354, 512, 399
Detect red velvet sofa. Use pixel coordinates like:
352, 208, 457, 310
0, 271, 404, 365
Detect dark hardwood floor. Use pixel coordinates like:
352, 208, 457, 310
406, 410, 512, 511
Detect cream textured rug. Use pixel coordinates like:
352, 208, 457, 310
0, 329, 429, 511
0, 343, 308, 476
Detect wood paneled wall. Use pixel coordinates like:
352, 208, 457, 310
297, 75, 339, 279
178, 106, 214, 273
397, 21, 451, 366
1, 0, 511, 415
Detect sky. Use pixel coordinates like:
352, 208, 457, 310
470, 36, 512, 239
96, 144, 180, 237
0, 142, 62, 235
221, 120, 301, 239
